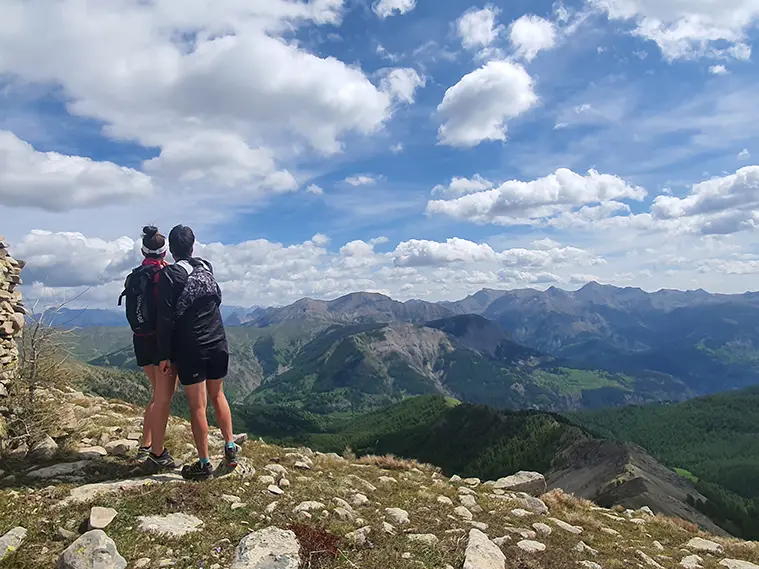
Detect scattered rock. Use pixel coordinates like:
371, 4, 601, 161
532, 523, 552, 536
294, 461, 311, 470
104, 439, 139, 456
468, 521, 489, 531
680, 555, 703, 569
408, 534, 439, 546
29, 435, 58, 461
493, 536, 511, 547
231, 527, 300, 569
653, 541, 664, 551
89, 506, 118, 530
158, 559, 175, 568
264, 502, 279, 514
579, 562, 603, 569
459, 487, 476, 496
264, 464, 288, 477
638, 550, 665, 568
222, 494, 241, 505
28, 460, 92, 480
686, 538, 724, 555
503, 527, 537, 540
346, 526, 372, 547
57, 530, 126, 569
351, 493, 369, 507
334, 507, 354, 522
293, 501, 326, 514
460, 495, 479, 509
401, 552, 412, 559
138, 513, 203, 537
134, 559, 151, 569
278, 478, 290, 488
551, 518, 583, 535
450, 475, 462, 483
57, 472, 185, 505
638, 506, 655, 517
463, 477, 481, 486
383, 522, 396, 535
127, 432, 142, 441
464, 528, 505, 569
379, 476, 397, 484
0, 527, 27, 561
515, 496, 549, 515
518, 540, 546, 553
75, 446, 108, 460
56, 527, 78, 542
601, 527, 619, 536
719, 561, 759, 569
385, 508, 410, 525
574, 542, 599, 556
437, 496, 454, 506
630, 518, 647, 525
492, 471, 546, 496
455, 506, 474, 521
268, 485, 284, 495
511, 508, 532, 518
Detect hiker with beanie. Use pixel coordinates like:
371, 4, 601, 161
148, 224, 237, 480
119, 226, 178, 466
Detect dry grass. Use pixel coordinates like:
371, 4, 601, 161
542, 488, 594, 510
355, 454, 438, 473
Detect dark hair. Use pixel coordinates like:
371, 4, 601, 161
169, 224, 195, 260
141, 225, 166, 258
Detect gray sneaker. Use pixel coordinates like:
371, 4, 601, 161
141, 448, 178, 473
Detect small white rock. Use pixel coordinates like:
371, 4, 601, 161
518, 540, 546, 553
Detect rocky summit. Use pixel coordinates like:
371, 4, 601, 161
1, 388, 759, 569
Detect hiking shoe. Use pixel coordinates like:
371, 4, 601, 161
181, 460, 214, 481
136, 446, 151, 462
141, 448, 178, 473
224, 444, 239, 468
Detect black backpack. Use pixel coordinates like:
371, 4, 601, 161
118, 264, 162, 335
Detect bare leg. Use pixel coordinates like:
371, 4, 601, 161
206, 379, 234, 444
140, 365, 157, 449
150, 368, 178, 456
184, 381, 209, 459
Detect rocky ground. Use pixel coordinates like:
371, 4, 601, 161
1, 387, 758, 569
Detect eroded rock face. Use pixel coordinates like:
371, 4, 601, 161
463, 528, 505, 569
56, 530, 127, 569
231, 527, 300, 569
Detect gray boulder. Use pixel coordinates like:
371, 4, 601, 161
492, 471, 546, 496
0, 527, 27, 561
29, 435, 58, 461
104, 440, 139, 456
57, 530, 126, 569
463, 528, 505, 569
231, 527, 300, 569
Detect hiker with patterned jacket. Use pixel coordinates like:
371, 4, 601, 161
143, 224, 237, 480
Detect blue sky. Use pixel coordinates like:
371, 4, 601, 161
2, 0, 759, 307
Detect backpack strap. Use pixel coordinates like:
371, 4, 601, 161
175, 260, 194, 275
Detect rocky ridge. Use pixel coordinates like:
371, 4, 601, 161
0, 237, 24, 393
1, 389, 758, 569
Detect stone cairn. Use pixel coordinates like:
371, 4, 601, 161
0, 237, 25, 398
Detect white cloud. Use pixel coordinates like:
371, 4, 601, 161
650, 166, 759, 235
709, 64, 729, 75
0, 0, 407, 193
509, 15, 557, 61
345, 175, 378, 186
390, 143, 404, 154
588, 0, 759, 60
437, 61, 538, 147
0, 130, 153, 212
373, 0, 417, 19
17, 231, 606, 307
306, 184, 325, 195
431, 175, 494, 197
427, 168, 646, 225
457, 6, 503, 50
738, 149, 751, 160
380, 68, 426, 104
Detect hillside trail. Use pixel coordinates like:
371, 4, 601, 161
1, 386, 759, 569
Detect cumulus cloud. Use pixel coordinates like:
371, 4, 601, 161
457, 6, 503, 50
588, 0, 758, 60
373, 0, 417, 19
431, 175, 494, 197
437, 61, 538, 147
306, 184, 325, 195
709, 64, 729, 75
509, 15, 557, 61
650, 166, 759, 234
17, 230, 606, 307
0, 0, 409, 192
427, 168, 646, 226
738, 149, 751, 160
0, 131, 153, 212
380, 68, 426, 104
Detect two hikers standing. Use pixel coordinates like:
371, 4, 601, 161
121, 225, 237, 481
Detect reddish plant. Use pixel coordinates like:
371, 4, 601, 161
287, 523, 340, 568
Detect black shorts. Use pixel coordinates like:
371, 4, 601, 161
173, 345, 229, 386
133, 334, 160, 367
